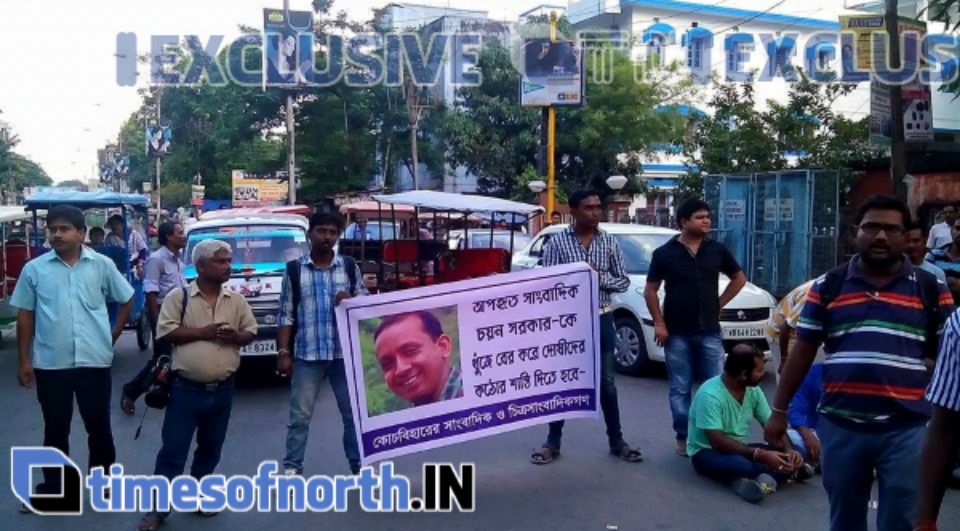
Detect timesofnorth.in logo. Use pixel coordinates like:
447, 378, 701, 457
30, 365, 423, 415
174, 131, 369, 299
11, 448, 84, 516
12, 447, 476, 515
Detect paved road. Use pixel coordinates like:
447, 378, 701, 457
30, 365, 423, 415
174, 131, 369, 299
1, 332, 957, 531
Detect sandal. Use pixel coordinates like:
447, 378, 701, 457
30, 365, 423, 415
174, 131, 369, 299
530, 446, 560, 465
611, 442, 644, 463
137, 515, 163, 531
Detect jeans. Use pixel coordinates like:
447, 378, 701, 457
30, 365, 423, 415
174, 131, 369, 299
664, 333, 725, 440
544, 313, 623, 450
691, 444, 790, 485
787, 428, 818, 462
283, 358, 360, 473
33, 368, 116, 495
151, 375, 235, 518
819, 415, 926, 531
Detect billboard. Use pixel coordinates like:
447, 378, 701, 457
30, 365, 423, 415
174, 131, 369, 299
519, 39, 585, 107
841, 14, 933, 144
263, 8, 315, 88
231, 170, 288, 207
145, 105, 171, 158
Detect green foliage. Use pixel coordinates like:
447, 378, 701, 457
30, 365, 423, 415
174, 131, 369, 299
443, 29, 697, 201
0, 111, 51, 192
358, 307, 462, 417
926, 0, 960, 98
677, 71, 884, 202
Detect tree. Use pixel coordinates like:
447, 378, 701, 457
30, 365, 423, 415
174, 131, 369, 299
676, 72, 884, 203
0, 112, 52, 196
442, 29, 697, 200
927, 0, 960, 98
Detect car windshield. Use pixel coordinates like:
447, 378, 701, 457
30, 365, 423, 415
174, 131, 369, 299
343, 221, 397, 240
185, 225, 308, 273
611, 233, 673, 275
468, 231, 532, 251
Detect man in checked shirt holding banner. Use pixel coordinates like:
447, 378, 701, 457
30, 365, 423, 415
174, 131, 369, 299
528, 189, 644, 465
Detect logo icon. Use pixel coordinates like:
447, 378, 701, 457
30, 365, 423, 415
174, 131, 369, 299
11, 447, 84, 515
737, 310, 747, 321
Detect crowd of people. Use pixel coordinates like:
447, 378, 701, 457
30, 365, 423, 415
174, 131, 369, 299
7, 192, 960, 531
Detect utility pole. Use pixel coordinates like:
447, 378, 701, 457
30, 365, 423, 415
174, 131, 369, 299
546, 12, 558, 216
885, 0, 907, 201
156, 89, 163, 215
403, 75, 430, 191
284, 0, 298, 205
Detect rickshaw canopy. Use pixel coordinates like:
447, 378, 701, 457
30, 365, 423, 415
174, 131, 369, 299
0, 206, 29, 223
24, 189, 150, 210
370, 190, 544, 218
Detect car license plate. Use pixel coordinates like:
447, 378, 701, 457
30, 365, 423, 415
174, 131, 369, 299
240, 340, 276, 355
723, 326, 762, 339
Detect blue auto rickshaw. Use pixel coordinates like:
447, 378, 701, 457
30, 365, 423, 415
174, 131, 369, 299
23, 189, 153, 352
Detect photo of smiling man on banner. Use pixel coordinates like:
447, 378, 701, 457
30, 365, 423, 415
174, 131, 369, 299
362, 307, 464, 416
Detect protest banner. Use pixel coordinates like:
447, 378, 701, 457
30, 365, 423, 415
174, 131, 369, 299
336, 262, 600, 464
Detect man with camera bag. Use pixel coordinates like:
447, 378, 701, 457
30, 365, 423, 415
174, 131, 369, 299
121, 221, 187, 414
137, 239, 256, 531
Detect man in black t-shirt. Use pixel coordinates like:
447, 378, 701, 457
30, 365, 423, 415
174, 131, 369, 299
644, 198, 747, 457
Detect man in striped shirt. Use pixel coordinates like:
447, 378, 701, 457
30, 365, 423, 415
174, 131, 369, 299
915, 309, 960, 531
765, 196, 955, 531
529, 189, 643, 464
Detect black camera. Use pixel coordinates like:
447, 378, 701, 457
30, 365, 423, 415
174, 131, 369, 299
144, 355, 173, 410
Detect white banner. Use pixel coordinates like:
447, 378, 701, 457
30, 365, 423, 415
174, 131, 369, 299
336, 263, 600, 464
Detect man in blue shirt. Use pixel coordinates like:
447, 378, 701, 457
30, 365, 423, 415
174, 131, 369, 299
787, 363, 823, 467
11, 205, 134, 511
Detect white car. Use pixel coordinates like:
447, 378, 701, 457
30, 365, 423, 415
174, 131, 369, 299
512, 223, 777, 375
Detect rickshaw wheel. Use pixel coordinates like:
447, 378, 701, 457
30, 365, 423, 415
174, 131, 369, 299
136, 313, 152, 352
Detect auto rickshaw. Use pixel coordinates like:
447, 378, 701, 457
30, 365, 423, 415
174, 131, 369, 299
337, 190, 544, 293
0, 205, 31, 340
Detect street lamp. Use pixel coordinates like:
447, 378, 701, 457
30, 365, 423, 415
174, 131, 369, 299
528, 180, 547, 194
606, 175, 629, 223
606, 175, 628, 191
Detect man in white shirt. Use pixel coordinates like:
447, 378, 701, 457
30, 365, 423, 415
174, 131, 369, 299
927, 204, 957, 251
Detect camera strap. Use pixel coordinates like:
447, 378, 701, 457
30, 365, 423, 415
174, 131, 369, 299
134, 406, 149, 441
134, 287, 190, 441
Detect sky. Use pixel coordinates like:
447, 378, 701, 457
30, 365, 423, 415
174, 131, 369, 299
0, 0, 527, 185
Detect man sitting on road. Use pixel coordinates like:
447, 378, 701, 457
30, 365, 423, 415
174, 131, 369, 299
787, 362, 823, 470
687, 344, 814, 504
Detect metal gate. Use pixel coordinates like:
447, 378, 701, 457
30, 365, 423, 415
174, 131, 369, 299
705, 170, 839, 298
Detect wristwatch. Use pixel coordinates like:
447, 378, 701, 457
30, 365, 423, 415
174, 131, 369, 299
278, 348, 291, 357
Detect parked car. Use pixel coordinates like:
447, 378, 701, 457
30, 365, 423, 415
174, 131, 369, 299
447, 229, 532, 253
184, 212, 309, 359
512, 223, 777, 375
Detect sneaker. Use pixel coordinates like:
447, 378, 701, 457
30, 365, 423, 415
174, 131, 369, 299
756, 473, 779, 494
792, 463, 816, 483
676, 439, 688, 458
731, 478, 767, 503
283, 468, 300, 476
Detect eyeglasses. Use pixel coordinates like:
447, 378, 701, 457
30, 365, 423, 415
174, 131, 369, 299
859, 222, 905, 237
